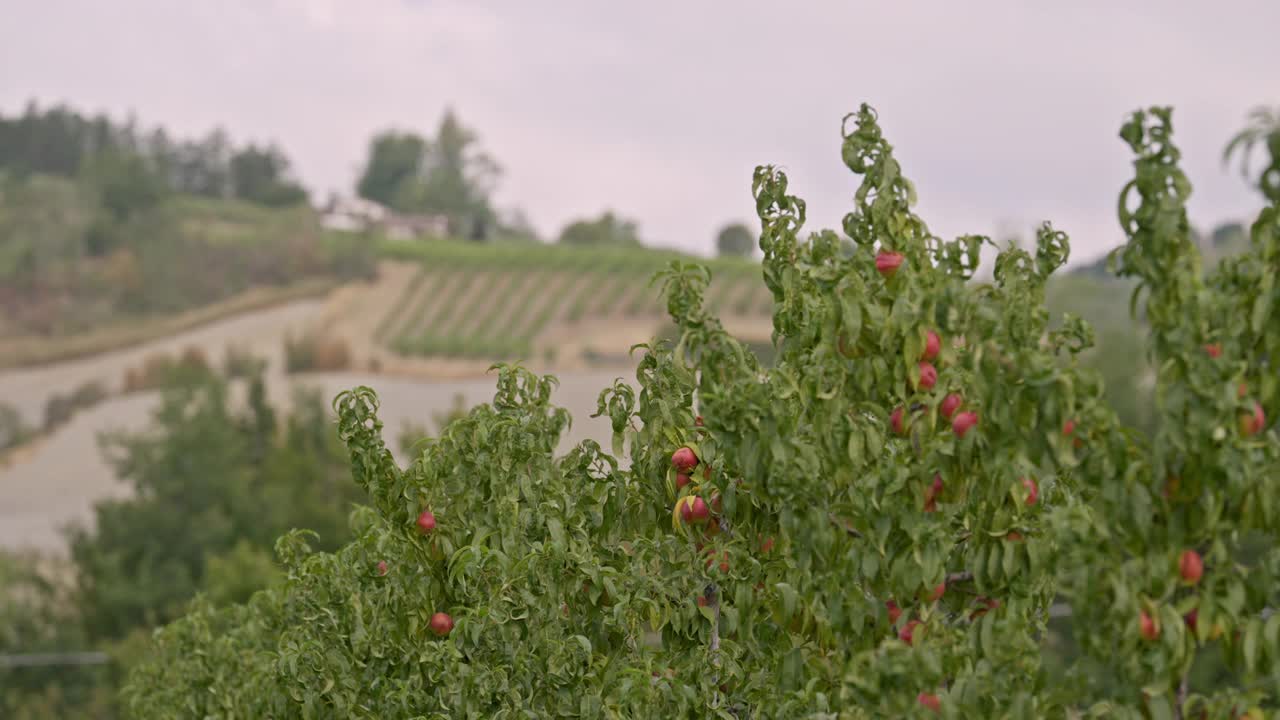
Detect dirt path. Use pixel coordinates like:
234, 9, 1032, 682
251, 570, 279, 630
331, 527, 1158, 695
0, 300, 325, 427
0, 280, 336, 371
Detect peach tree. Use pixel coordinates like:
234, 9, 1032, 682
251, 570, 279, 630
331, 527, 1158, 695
122, 104, 1277, 718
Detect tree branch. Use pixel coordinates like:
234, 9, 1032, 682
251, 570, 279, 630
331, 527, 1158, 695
706, 583, 721, 656
1174, 672, 1188, 720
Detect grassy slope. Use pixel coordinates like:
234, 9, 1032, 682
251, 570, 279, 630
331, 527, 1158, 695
0, 176, 369, 367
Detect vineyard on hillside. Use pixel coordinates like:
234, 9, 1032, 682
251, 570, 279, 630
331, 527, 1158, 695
372, 240, 773, 362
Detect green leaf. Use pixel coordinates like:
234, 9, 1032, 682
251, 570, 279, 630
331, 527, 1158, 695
1146, 694, 1174, 720
546, 518, 566, 550
1002, 541, 1018, 580
1243, 618, 1260, 674
777, 583, 799, 620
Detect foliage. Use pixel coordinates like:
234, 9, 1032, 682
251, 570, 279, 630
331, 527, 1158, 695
42, 379, 109, 431
121, 347, 211, 394
82, 148, 168, 222
69, 370, 365, 643
397, 393, 469, 456
0, 101, 306, 207
0, 102, 367, 342
357, 131, 427, 209
1223, 106, 1280, 203
0, 172, 372, 338
559, 210, 644, 247
357, 110, 501, 237
284, 332, 354, 373
221, 344, 267, 379
0, 551, 116, 719
0, 400, 34, 451
200, 540, 285, 607
229, 144, 309, 207
124, 104, 1278, 717
1054, 106, 1280, 717
4, 369, 372, 717
716, 222, 756, 257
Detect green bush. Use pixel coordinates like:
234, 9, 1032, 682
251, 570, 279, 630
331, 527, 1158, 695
121, 104, 1279, 717
0, 402, 32, 451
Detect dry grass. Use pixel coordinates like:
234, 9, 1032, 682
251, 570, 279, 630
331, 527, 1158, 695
284, 333, 353, 373
121, 346, 212, 394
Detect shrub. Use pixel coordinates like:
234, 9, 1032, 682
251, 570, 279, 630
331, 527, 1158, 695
221, 344, 265, 379
284, 333, 352, 373
42, 379, 110, 431
120, 347, 214, 395
68, 380, 107, 410
0, 401, 32, 451
177, 346, 208, 372
41, 393, 74, 431
122, 353, 174, 394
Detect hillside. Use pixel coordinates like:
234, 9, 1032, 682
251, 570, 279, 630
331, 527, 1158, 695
309, 239, 775, 373
0, 173, 373, 367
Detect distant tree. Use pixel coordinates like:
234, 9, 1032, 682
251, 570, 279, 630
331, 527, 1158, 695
229, 144, 308, 206
417, 110, 500, 237
715, 221, 755, 256
1210, 221, 1247, 249
69, 370, 363, 642
170, 129, 232, 198
558, 210, 642, 247
83, 148, 166, 221
356, 131, 426, 210
494, 206, 541, 243
356, 110, 502, 239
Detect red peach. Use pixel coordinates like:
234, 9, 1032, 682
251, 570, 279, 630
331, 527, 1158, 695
899, 619, 921, 645
1140, 610, 1159, 641
430, 612, 454, 637
876, 250, 905, 278
1179, 549, 1203, 585
952, 411, 979, 438
922, 330, 941, 361
940, 394, 962, 420
672, 446, 699, 471
891, 406, 908, 436
416, 510, 436, 534
917, 362, 938, 390
1022, 477, 1039, 506
886, 600, 902, 624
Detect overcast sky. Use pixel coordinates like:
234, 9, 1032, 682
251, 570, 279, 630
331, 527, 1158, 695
1, 0, 1276, 265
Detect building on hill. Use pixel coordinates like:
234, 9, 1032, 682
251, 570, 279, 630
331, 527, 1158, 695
320, 195, 387, 232
319, 194, 448, 239
382, 213, 450, 240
